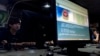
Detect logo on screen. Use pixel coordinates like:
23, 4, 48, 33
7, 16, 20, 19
62, 9, 68, 20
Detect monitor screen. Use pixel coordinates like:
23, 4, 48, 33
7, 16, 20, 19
56, 0, 90, 41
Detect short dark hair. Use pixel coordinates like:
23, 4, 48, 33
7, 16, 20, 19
7, 17, 21, 29
8, 17, 21, 25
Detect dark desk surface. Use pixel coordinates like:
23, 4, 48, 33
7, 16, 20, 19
0, 44, 100, 56
78, 44, 100, 55
0, 49, 66, 56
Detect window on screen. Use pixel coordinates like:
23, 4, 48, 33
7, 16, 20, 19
56, 0, 90, 41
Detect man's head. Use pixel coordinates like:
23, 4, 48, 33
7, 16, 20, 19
8, 17, 21, 31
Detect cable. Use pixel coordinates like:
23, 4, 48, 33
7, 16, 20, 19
7, 0, 32, 23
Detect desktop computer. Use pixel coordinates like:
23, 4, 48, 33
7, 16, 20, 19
56, 0, 91, 56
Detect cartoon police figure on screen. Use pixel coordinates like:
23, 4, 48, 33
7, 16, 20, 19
62, 9, 69, 20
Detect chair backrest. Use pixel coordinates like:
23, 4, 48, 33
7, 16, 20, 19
0, 27, 6, 32
0, 27, 7, 42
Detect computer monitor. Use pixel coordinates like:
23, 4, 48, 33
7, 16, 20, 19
56, 0, 90, 47
56, 0, 91, 55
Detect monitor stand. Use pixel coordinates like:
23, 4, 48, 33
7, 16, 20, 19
67, 47, 78, 56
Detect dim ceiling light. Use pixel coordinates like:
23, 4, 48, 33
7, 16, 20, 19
43, 3, 50, 8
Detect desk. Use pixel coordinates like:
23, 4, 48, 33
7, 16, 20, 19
0, 45, 100, 56
0, 49, 66, 56
78, 44, 100, 56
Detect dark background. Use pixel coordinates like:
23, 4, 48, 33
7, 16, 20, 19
0, 0, 99, 44
0, 0, 100, 23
